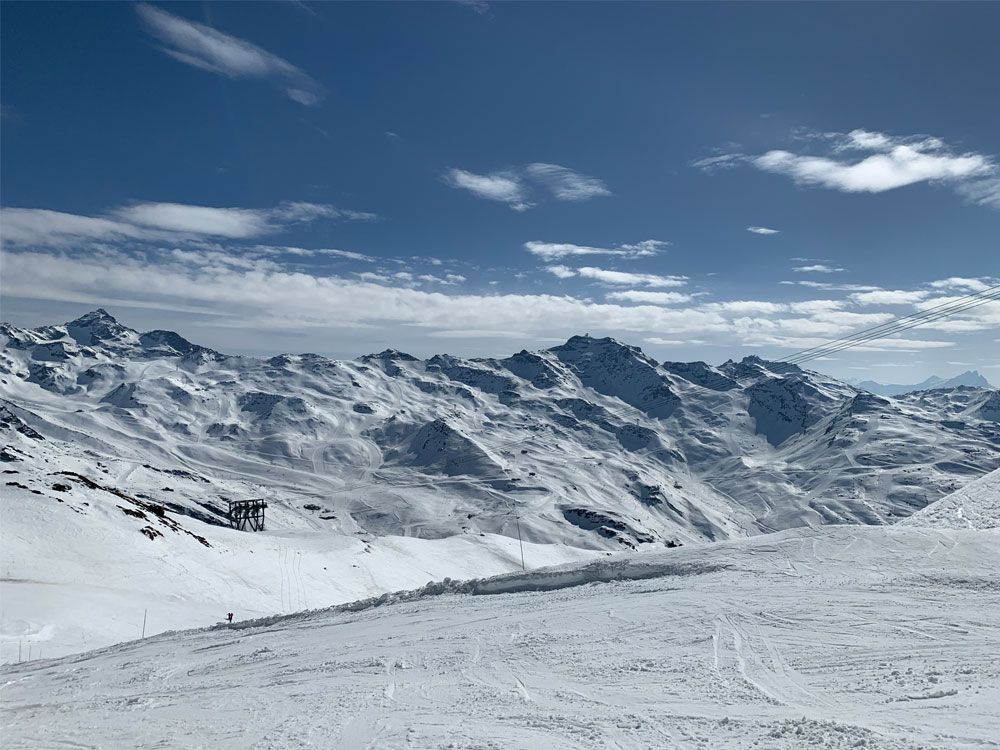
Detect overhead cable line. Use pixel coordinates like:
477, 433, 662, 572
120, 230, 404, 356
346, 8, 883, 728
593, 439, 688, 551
782, 286, 1000, 365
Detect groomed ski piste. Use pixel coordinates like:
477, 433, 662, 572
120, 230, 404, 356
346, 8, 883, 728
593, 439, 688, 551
3, 471, 999, 749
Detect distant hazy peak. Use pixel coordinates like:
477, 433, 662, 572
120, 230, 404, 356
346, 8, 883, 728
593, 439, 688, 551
361, 349, 419, 362
859, 370, 992, 396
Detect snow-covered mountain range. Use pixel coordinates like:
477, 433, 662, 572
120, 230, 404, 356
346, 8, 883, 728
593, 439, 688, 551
4, 309, 998, 545
854, 370, 993, 397
2, 309, 999, 655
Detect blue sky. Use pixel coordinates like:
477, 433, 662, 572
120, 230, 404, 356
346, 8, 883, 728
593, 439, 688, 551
2, 1, 998, 381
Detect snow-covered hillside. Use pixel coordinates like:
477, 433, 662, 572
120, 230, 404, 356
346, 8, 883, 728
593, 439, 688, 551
900, 467, 1000, 530
2, 309, 999, 657
4, 523, 999, 749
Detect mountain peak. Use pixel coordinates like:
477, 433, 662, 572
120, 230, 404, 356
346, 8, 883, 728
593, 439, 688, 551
68, 308, 117, 326
361, 349, 418, 362
550, 334, 644, 357
65, 309, 136, 346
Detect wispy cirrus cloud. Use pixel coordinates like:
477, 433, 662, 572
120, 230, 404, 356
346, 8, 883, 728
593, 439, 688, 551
444, 169, 531, 211
695, 129, 999, 209
849, 289, 930, 305
135, 3, 325, 105
254, 246, 377, 262
456, 0, 491, 16
0, 201, 375, 247
546, 265, 688, 288
522, 163, 612, 201
793, 264, 845, 274
524, 239, 667, 260
445, 163, 610, 211
605, 290, 694, 305
747, 226, 780, 235
781, 280, 881, 292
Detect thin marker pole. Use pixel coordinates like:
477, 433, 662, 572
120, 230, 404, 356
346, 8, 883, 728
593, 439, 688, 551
18, 641, 22, 663
515, 515, 525, 571
141, 609, 148, 639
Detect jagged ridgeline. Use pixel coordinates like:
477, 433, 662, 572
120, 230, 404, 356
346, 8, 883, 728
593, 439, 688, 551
2, 309, 999, 549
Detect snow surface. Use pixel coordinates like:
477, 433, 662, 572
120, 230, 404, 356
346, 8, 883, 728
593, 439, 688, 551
900, 467, 1000, 530
3, 524, 999, 749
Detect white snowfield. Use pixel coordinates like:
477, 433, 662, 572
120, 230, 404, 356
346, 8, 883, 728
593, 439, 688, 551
0, 471, 596, 660
3, 524, 999, 749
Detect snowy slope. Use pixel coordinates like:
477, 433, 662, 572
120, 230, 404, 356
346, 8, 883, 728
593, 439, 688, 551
3, 310, 1000, 658
900, 467, 1000, 530
0, 452, 596, 659
4, 524, 999, 749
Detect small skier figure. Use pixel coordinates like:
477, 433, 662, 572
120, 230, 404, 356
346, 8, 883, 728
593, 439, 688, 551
226, 612, 234, 623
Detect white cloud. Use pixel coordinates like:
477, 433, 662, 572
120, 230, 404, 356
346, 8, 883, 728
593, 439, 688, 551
116, 203, 273, 238
850, 289, 930, 305
525, 239, 666, 260
0, 208, 152, 246
782, 281, 879, 292
445, 163, 609, 210
956, 177, 1000, 209
522, 163, 611, 201
787, 300, 845, 314
456, 0, 491, 15
135, 4, 325, 105
417, 273, 466, 285
838, 129, 894, 151
755, 145, 988, 193
929, 276, 996, 293
644, 337, 704, 346
704, 300, 787, 315
912, 293, 1000, 332
427, 330, 533, 340
544, 265, 577, 279
444, 169, 531, 211
0, 202, 372, 248
2, 249, 730, 338
605, 291, 693, 305
257, 246, 376, 262
793, 264, 845, 274
7, 246, 990, 358
555, 266, 688, 288
747, 226, 780, 235
696, 129, 999, 209
691, 154, 746, 172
